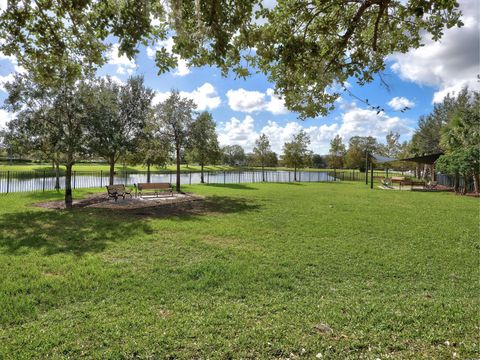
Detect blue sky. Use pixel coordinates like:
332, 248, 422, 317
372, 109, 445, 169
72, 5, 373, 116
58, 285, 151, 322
0, 0, 478, 154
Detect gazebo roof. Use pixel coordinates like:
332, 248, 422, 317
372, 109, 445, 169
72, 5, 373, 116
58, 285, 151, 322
370, 154, 397, 164
400, 152, 444, 165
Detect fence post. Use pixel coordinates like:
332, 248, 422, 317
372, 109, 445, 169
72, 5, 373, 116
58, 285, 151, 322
189, 171, 192, 185
6, 171, 10, 194
42, 170, 46, 192
288, 171, 291, 183
238, 171, 241, 183
224, 171, 226, 184
100, 170, 103, 187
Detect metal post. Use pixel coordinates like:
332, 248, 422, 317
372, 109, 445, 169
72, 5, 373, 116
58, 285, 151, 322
42, 170, 46, 192
365, 149, 369, 184
370, 162, 374, 189
189, 171, 192, 185
6, 171, 10, 194
100, 170, 103, 187
73, 171, 76, 189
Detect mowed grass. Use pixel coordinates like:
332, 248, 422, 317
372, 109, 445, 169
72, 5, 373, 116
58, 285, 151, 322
0, 182, 478, 359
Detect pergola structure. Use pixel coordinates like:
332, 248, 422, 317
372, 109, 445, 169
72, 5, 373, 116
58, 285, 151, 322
399, 153, 443, 181
365, 152, 444, 189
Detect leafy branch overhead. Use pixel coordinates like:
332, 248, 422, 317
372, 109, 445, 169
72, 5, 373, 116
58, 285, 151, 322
169, 0, 462, 118
0, 0, 463, 118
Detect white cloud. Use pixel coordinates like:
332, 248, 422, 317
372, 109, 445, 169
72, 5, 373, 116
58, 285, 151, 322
226, 88, 265, 112
336, 103, 414, 143
218, 115, 258, 151
152, 91, 170, 106
389, 0, 479, 103
0, 109, 13, 129
226, 87, 289, 115
217, 102, 414, 154
0, 72, 15, 92
107, 43, 136, 75
265, 88, 289, 115
388, 96, 415, 111
181, 83, 221, 111
152, 83, 221, 111
146, 38, 191, 77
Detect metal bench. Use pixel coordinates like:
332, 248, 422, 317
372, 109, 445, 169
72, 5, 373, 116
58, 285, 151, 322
135, 183, 173, 197
106, 184, 133, 202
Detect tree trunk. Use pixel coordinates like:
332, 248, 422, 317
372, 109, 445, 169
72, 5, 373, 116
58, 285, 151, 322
200, 163, 204, 184
109, 155, 115, 185
65, 163, 73, 209
453, 173, 459, 193
176, 146, 181, 192
462, 174, 468, 195
262, 163, 265, 182
147, 162, 151, 183
294, 166, 297, 181
473, 172, 479, 195
54, 161, 60, 191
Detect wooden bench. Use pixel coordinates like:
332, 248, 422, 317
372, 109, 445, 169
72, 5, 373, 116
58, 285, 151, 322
106, 184, 133, 202
400, 179, 425, 190
135, 183, 173, 197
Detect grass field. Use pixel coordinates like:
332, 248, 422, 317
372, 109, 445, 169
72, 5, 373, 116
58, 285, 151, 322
0, 182, 478, 358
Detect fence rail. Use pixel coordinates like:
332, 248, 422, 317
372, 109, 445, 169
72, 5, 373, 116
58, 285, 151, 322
2, 168, 464, 194
0, 169, 369, 194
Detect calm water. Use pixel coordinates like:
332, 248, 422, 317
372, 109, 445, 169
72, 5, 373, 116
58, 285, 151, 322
0, 170, 338, 193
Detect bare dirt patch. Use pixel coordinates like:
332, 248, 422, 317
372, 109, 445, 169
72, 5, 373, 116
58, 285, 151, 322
32, 192, 205, 211
33, 193, 108, 210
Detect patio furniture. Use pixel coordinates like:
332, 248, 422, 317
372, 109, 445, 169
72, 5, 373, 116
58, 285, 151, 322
135, 183, 173, 197
106, 184, 133, 202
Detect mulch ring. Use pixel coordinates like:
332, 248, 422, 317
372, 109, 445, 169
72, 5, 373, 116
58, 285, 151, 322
33, 193, 205, 211
33, 193, 108, 210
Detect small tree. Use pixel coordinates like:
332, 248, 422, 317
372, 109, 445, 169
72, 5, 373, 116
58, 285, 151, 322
222, 145, 246, 166
252, 133, 272, 181
344, 136, 379, 171
87, 76, 154, 185
311, 154, 326, 168
437, 148, 480, 195
3, 74, 90, 208
328, 135, 346, 170
282, 130, 311, 181
188, 112, 221, 183
155, 91, 196, 192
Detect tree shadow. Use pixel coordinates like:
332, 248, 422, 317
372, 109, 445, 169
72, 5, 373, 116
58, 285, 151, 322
0, 196, 261, 255
112, 195, 262, 220
0, 208, 150, 256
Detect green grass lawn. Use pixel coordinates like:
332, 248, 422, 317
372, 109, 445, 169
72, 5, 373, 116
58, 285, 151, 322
0, 183, 478, 358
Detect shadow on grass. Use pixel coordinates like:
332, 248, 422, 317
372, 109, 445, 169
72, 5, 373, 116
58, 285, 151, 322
0, 196, 261, 255
116, 195, 262, 220
0, 209, 148, 256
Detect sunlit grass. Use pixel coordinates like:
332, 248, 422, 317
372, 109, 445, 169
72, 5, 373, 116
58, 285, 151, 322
0, 182, 477, 358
